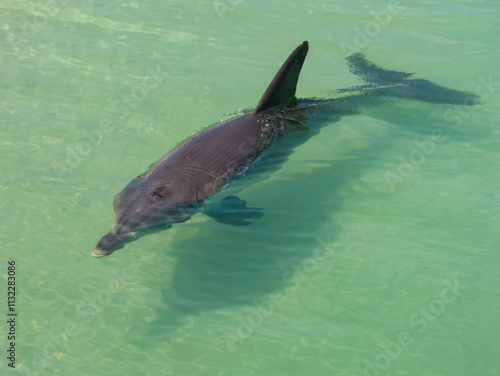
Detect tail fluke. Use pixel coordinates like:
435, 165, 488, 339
346, 53, 480, 105
346, 53, 413, 84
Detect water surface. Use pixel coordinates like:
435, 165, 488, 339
1, 0, 499, 375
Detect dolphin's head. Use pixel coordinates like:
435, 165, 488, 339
92, 179, 192, 258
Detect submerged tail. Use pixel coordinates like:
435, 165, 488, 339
346, 53, 480, 105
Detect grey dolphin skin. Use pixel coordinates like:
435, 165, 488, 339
92, 41, 478, 257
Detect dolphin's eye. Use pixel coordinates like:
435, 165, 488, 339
152, 192, 164, 200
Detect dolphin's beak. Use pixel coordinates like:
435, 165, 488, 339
91, 248, 113, 258
92, 231, 126, 258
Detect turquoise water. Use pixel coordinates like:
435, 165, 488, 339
1, 0, 499, 375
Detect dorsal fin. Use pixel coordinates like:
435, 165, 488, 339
255, 41, 309, 113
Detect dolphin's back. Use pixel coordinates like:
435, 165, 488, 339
141, 112, 267, 201
137, 41, 311, 203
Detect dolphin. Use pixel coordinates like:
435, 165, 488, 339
92, 41, 478, 257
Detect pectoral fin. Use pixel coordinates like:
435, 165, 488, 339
203, 196, 264, 226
